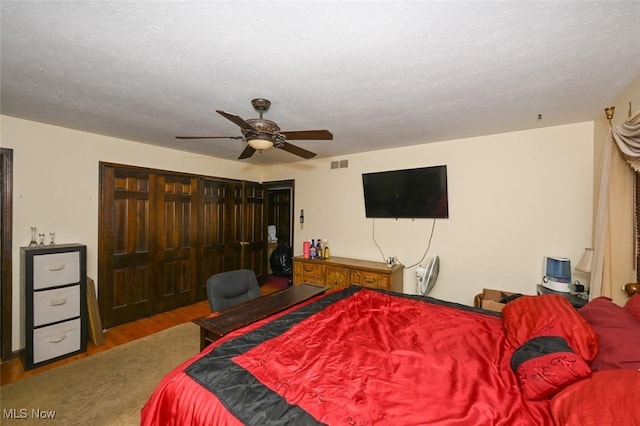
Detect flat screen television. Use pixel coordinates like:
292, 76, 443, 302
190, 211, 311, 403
362, 165, 448, 219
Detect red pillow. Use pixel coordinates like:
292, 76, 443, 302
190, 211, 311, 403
551, 370, 640, 426
502, 295, 598, 361
578, 296, 640, 371
625, 294, 640, 323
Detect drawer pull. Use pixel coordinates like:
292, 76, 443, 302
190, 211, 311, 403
364, 277, 376, 284
50, 298, 67, 306
48, 264, 66, 271
49, 334, 67, 343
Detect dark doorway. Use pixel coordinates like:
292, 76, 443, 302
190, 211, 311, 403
265, 181, 294, 246
265, 180, 294, 274
267, 189, 292, 246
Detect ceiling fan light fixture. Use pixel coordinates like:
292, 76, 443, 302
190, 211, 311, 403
177, 98, 331, 159
247, 137, 274, 150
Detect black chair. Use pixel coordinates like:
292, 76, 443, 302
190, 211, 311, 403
206, 269, 261, 312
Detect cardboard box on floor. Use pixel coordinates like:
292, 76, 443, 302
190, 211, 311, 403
473, 288, 515, 312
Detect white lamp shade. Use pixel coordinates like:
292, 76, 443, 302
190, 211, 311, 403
247, 138, 274, 150
575, 248, 593, 273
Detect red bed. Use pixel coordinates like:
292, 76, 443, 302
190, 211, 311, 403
141, 286, 640, 425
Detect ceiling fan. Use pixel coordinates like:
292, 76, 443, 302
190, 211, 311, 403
176, 98, 333, 160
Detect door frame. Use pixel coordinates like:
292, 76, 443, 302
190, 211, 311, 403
1, 148, 14, 360
264, 179, 295, 261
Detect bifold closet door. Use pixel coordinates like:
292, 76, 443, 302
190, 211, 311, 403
241, 181, 267, 282
153, 174, 199, 312
99, 166, 155, 328
100, 164, 267, 327
199, 179, 235, 298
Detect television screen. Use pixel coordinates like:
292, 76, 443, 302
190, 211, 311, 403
362, 165, 448, 218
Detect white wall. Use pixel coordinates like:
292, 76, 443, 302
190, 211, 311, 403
1, 115, 595, 352
264, 122, 594, 305
1, 115, 263, 351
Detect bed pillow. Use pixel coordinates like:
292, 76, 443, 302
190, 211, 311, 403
578, 296, 640, 371
625, 294, 640, 323
502, 295, 598, 361
551, 370, 640, 426
510, 336, 591, 400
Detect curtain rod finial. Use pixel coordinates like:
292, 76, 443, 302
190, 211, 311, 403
604, 106, 615, 122
604, 106, 615, 121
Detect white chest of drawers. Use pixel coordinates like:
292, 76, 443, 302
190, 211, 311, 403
21, 244, 87, 370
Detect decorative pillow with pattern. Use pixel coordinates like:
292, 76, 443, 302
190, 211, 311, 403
502, 294, 599, 361
511, 336, 591, 400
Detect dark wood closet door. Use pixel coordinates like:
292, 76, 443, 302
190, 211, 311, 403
154, 174, 199, 312
225, 182, 244, 271
99, 166, 154, 328
99, 163, 268, 326
199, 178, 231, 298
242, 182, 267, 281
198, 180, 266, 294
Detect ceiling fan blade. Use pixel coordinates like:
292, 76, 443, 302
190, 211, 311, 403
238, 145, 256, 159
278, 141, 317, 159
216, 110, 257, 131
280, 130, 333, 140
175, 136, 243, 139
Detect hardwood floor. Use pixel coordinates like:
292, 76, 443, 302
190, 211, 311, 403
1, 284, 281, 386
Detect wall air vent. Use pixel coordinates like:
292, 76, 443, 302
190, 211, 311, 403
330, 159, 349, 169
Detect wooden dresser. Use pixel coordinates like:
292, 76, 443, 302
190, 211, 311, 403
293, 256, 403, 293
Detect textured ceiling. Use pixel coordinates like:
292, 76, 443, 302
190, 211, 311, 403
1, 1, 640, 165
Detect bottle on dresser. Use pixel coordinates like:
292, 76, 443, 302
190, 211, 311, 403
323, 239, 330, 259
316, 238, 322, 259
309, 239, 317, 259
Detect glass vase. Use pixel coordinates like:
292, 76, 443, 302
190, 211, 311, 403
29, 227, 38, 246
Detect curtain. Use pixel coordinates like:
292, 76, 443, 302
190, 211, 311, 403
591, 112, 640, 301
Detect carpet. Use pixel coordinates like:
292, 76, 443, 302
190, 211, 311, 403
0, 322, 200, 425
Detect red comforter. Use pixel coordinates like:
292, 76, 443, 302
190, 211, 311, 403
141, 287, 552, 425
